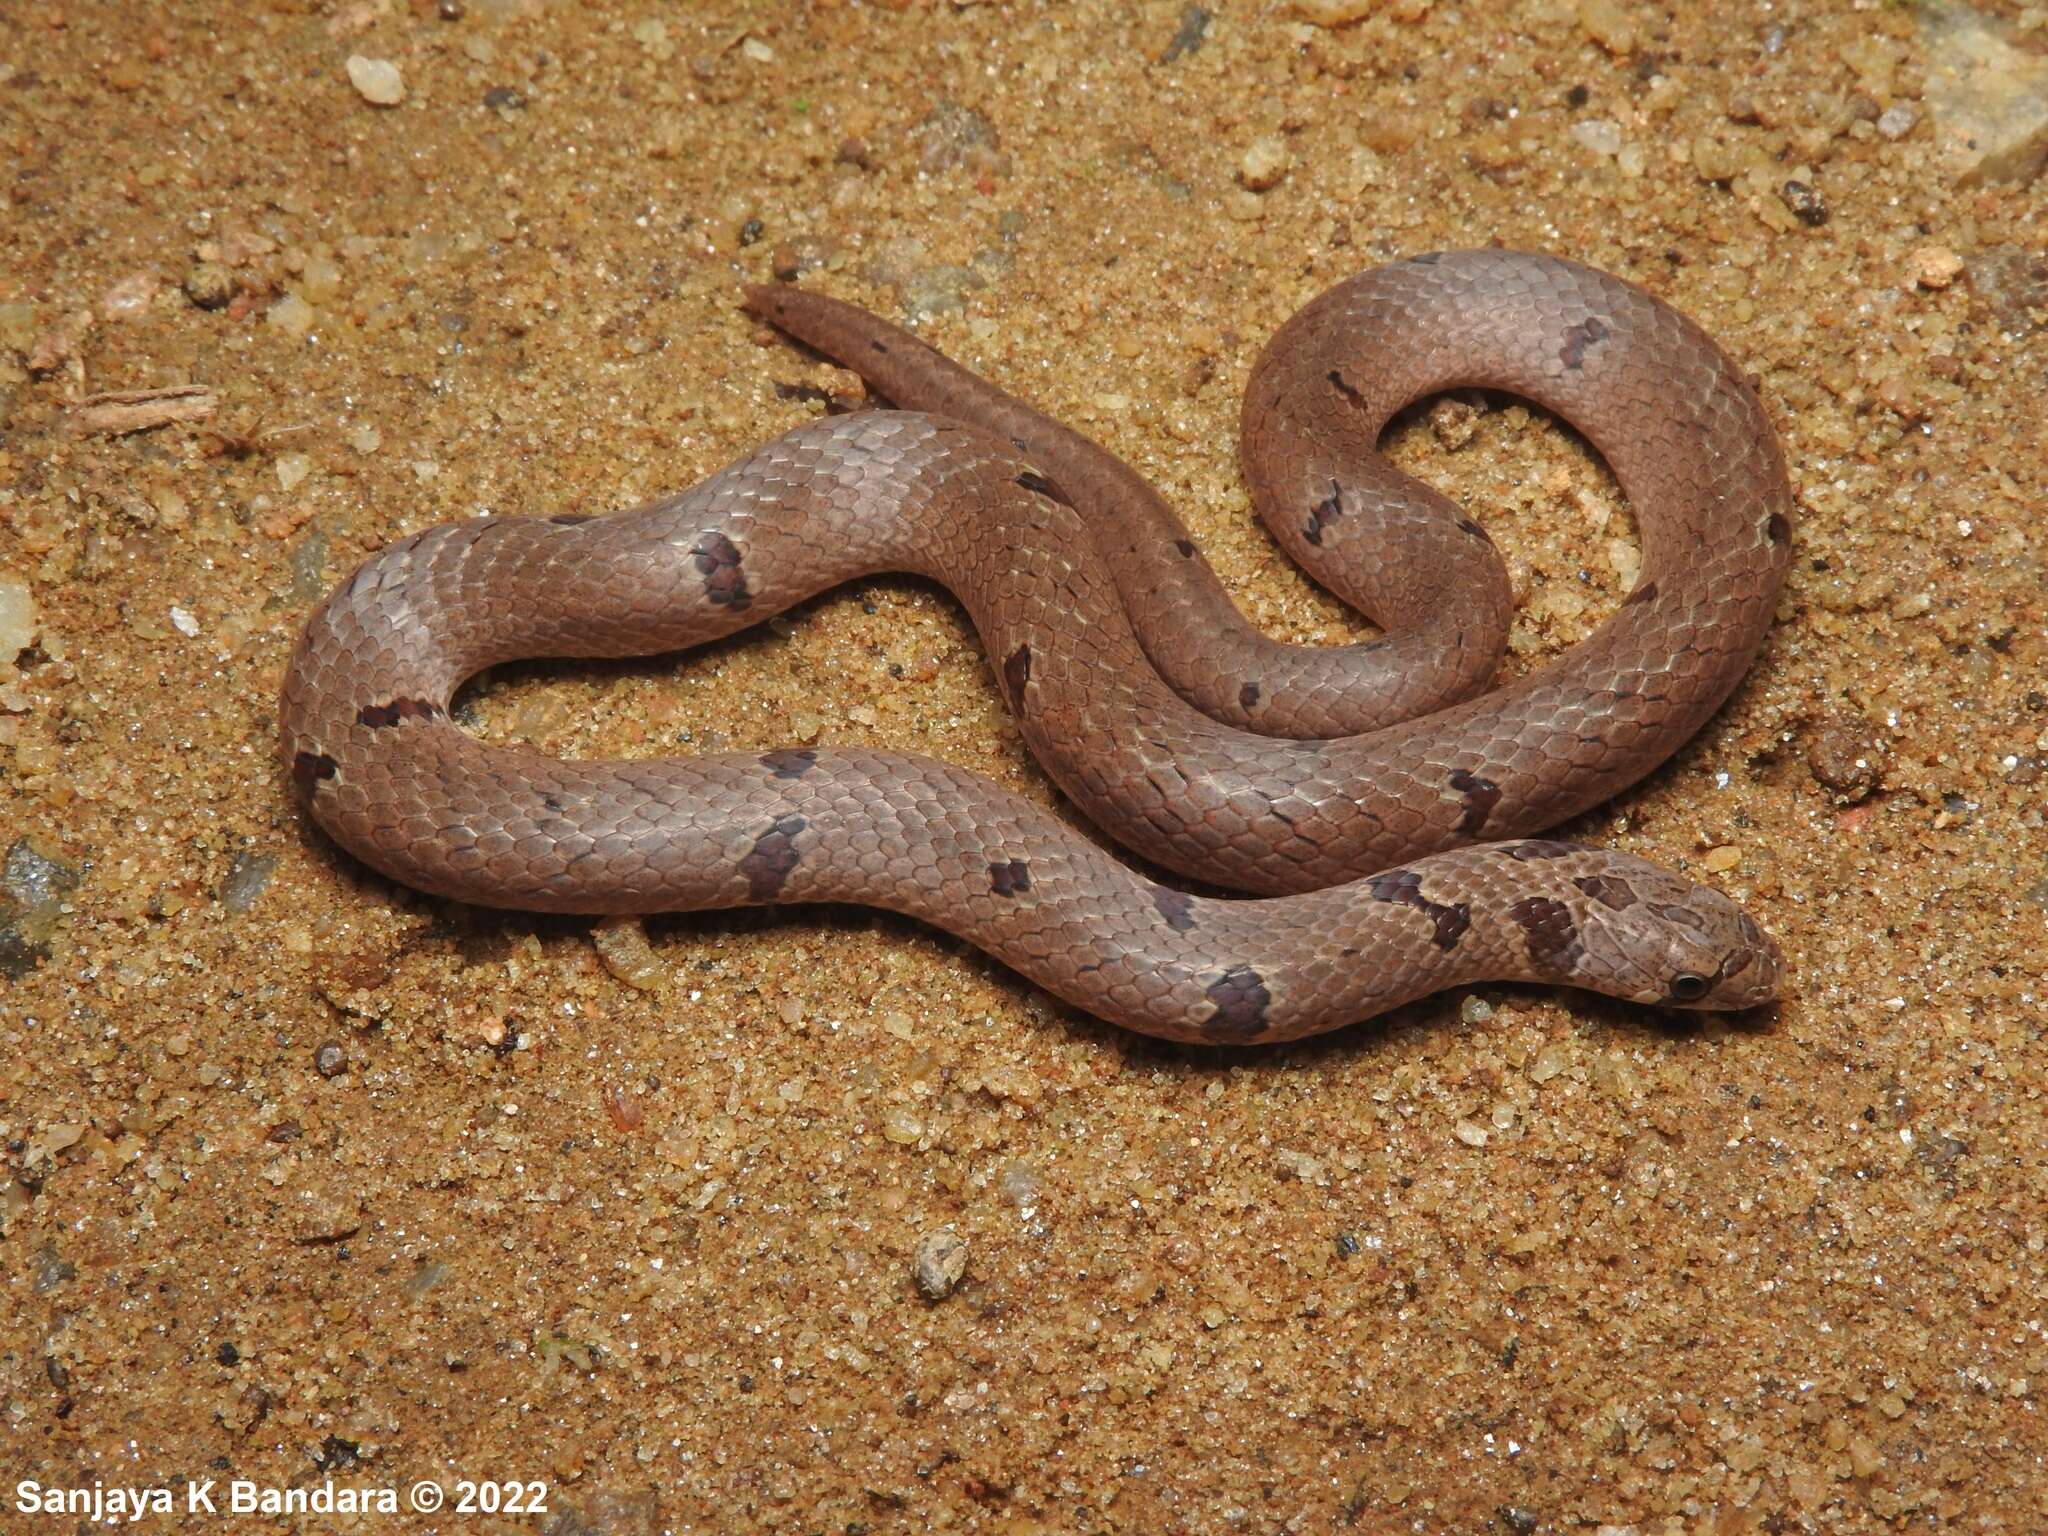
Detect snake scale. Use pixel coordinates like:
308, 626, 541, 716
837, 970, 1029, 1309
280, 251, 1791, 1043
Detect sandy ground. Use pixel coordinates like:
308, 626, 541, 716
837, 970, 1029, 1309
3, 0, 2045, 1531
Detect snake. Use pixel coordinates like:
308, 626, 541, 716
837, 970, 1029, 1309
279, 250, 1792, 1043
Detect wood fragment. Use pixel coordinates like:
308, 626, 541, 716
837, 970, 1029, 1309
69, 384, 219, 435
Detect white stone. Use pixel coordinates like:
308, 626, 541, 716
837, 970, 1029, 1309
346, 55, 406, 107
0, 574, 36, 657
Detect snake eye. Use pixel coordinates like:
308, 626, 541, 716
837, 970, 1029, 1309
1668, 972, 1710, 1002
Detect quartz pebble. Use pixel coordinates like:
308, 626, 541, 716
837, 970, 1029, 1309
346, 55, 406, 107
100, 271, 160, 321
1908, 245, 1966, 289
1578, 0, 1637, 54
1240, 135, 1292, 191
592, 916, 667, 992
0, 574, 35, 658
1569, 119, 1622, 157
268, 293, 315, 336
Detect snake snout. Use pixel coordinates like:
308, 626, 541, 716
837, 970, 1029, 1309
1583, 857, 1784, 1013
1654, 898, 1785, 1012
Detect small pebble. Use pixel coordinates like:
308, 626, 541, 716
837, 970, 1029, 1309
1908, 244, 1965, 289
1876, 103, 1918, 141
346, 55, 406, 107
592, 916, 666, 992
218, 851, 279, 915
0, 573, 36, 657
267, 293, 315, 336
1429, 398, 1477, 450
916, 101, 1003, 176
100, 271, 160, 321
912, 1228, 968, 1300
313, 1043, 346, 1078
1289, 0, 1375, 22
1569, 119, 1623, 157
1780, 180, 1828, 226
1701, 845, 1742, 873
1239, 135, 1292, 191
1577, 0, 1637, 54
183, 261, 235, 310
1808, 716, 1883, 802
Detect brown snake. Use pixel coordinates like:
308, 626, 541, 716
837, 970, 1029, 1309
280, 250, 1792, 1043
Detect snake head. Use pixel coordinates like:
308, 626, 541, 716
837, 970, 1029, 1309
1553, 854, 1785, 1011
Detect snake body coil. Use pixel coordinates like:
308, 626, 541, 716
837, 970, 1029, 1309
280, 251, 1790, 1042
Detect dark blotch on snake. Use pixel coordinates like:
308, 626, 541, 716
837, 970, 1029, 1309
1015, 471, 1071, 507
548, 513, 593, 526
1448, 768, 1502, 835
1508, 896, 1583, 970
291, 750, 338, 785
691, 531, 752, 610
1366, 868, 1471, 951
1625, 579, 1660, 607
1174, 538, 1196, 558
1574, 873, 1639, 911
1202, 965, 1272, 1039
357, 698, 441, 729
1455, 516, 1490, 542
1240, 681, 1261, 711
1002, 643, 1032, 712
1508, 839, 1578, 861
1560, 315, 1610, 370
1304, 479, 1343, 547
740, 814, 806, 900
1327, 370, 1369, 411
988, 859, 1031, 897
761, 748, 818, 780
1153, 888, 1197, 932
1767, 512, 1791, 544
